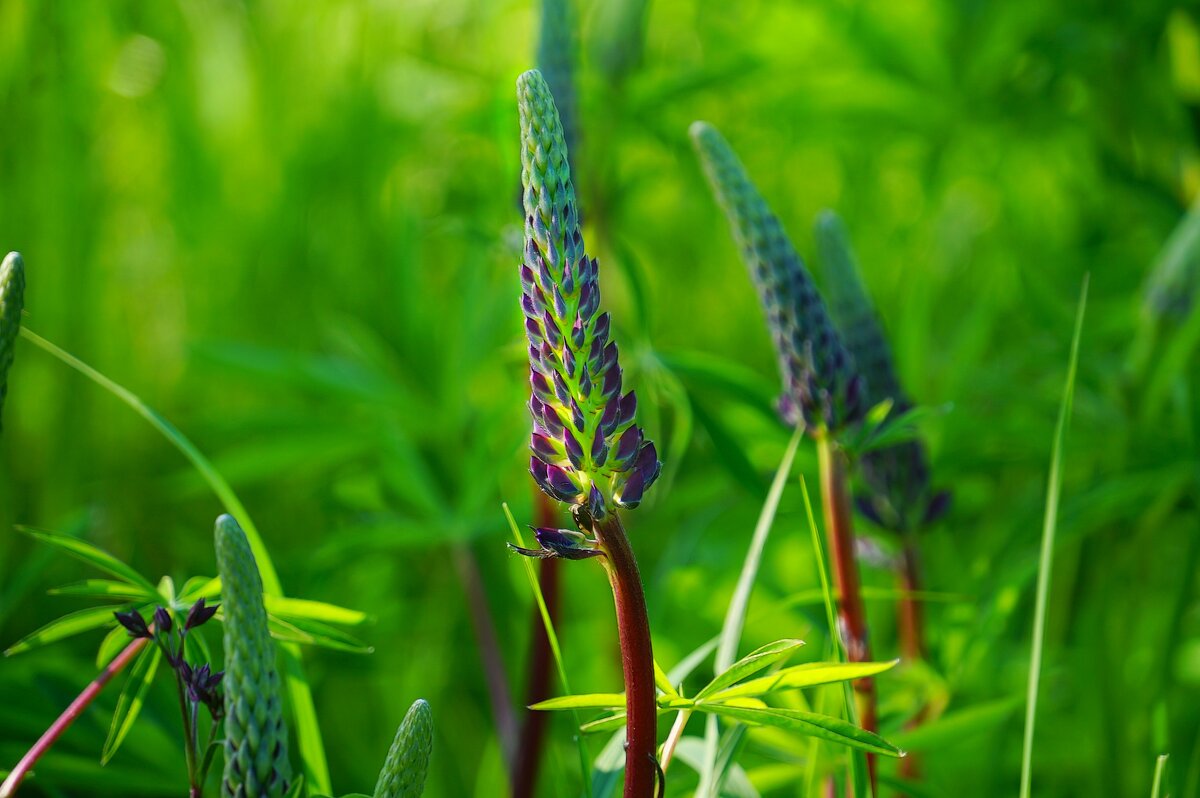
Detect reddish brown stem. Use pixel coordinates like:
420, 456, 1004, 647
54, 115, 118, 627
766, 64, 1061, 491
896, 535, 925, 663
816, 436, 877, 796
511, 492, 562, 798
593, 512, 658, 798
0, 636, 148, 798
453, 545, 519, 767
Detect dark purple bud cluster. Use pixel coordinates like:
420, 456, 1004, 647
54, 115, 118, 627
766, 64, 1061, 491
518, 70, 661, 516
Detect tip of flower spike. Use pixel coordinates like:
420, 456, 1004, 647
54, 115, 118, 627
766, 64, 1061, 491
688, 120, 716, 142
2, 252, 23, 272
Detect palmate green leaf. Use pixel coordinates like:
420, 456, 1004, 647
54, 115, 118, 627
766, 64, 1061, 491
696, 639, 805, 700
15, 526, 157, 594
701, 704, 904, 758
101, 642, 162, 764
178, 575, 220, 602
4, 604, 128, 656
708, 660, 899, 701
48, 579, 157, 602
264, 595, 372, 626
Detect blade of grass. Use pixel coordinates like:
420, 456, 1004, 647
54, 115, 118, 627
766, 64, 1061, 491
1019, 275, 1088, 798
697, 427, 803, 797
503, 503, 593, 798
19, 328, 330, 794
1152, 754, 1169, 798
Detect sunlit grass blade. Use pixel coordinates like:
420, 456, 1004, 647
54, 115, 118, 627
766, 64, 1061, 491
503, 503, 592, 798
100, 643, 161, 764
1019, 275, 1088, 798
4, 605, 126, 656
19, 328, 330, 794
263, 596, 372, 626
47, 580, 158, 602
1151, 754, 1168, 798
15, 526, 158, 594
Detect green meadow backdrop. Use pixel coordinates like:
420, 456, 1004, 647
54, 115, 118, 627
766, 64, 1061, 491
2, 0, 1199, 795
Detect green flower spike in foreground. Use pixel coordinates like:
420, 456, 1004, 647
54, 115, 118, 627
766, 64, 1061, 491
216, 514, 292, 798
513, 69, 662, 798
373, 699, 433, 798
0, 251, 26, 431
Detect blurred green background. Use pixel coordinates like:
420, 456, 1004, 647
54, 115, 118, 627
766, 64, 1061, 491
2, 0, 1200, 795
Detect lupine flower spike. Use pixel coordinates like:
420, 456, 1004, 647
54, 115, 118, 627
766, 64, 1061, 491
691, 122, 879, 791
815, 211, 949, 536
215, 514, 292, 798
537, 0, 579, 166
373, 699, 434, 798
0, 252, 26, 432
514, 69, 662, 798
689, 124, 865, 434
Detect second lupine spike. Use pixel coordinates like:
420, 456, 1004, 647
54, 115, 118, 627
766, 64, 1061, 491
518, 69, 660, 519
373, 699, 434, 798
215, 514, 292, 798
690, 123, 865, 435
0, 251, 26, 433
815, 211, 949, 534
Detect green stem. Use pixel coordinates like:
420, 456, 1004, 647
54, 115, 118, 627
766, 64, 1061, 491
593, 513, 658, 798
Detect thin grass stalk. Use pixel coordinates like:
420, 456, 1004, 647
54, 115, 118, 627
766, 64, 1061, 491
451, 545, 519, 767
512, 493, 562, 798
1019, 276, 1088, 798
0, 637, 148, 798
816, 435, 877, 794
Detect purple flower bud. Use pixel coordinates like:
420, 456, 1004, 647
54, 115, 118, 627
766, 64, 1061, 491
561, 258, 576, 293
553, 372, 571, 405
519, 265, 537, 293
615, 469, 646, 508
601, 365, 621, 400
579, 367, 593, 397
634, 442, 660, 489
553, 285, 568, 319
614, 426, 642, 465
579, 282, 598, 319
531, 371, 555, 404
594, 312, 610, 343
525, 317, 543, 345
185, 597, 219, 630
602, 342, 619, 373
154, 606, 173, 635
542, 312, 562, 347
599, 400, 620, 436
570, 400, 586, 433
531, 433, 559, 461
564, 347, 577, 377
923, 490, 952, 526
543, 404, 566, 437
114, 610, 151, 639
545, 464, 581, 501
589, 335, 604, 366
521, 294, 539, 318
563, 430, 585, 469
571, 317, 586, 349
588, 484, 608, 521
618, 391, 637, 427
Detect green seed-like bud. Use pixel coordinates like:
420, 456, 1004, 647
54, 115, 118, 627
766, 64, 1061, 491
690, 123, 864, 434
215, 514, 291, 798
0, 252, 26, 432
373, 699, 433, 798
537, 0, 579, 166
518, 69, 660, 513
815, 212, 942, 533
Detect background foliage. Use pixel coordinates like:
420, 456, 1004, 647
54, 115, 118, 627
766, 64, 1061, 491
2, 0, 1199, 795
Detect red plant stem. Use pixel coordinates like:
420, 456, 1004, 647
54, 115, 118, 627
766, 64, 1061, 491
897, 535, 925, 663
816, 436, 877, 796
511, 492, 562, 798
452, 545, 519, 767
593, 512, 657, 798
0, 636, 148, 798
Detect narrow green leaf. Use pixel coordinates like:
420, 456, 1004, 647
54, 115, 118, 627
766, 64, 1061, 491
96, 624, 132, 669
48, 580, 156, 601
532, 693, 627, 712
178, 576, 220, 602
264, 595, 371, 627
265, 615, 374, 654
700, 704, 904, 758
1019, 276, 1087, 798
708, 660, 898, 701
581, 712, 629, 734
15, 527, 157, 594
1151, 754, 1169, 798
697, 639, 805, 700
5, 605, 126, 656
654, 659, 680, 698
101, 644, 162, 764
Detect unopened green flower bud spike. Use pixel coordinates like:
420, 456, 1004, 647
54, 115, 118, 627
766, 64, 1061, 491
0, 252, 26, 432
513, 69, 662, 798
216, 514, 292, 798
373, 699, 433, 798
